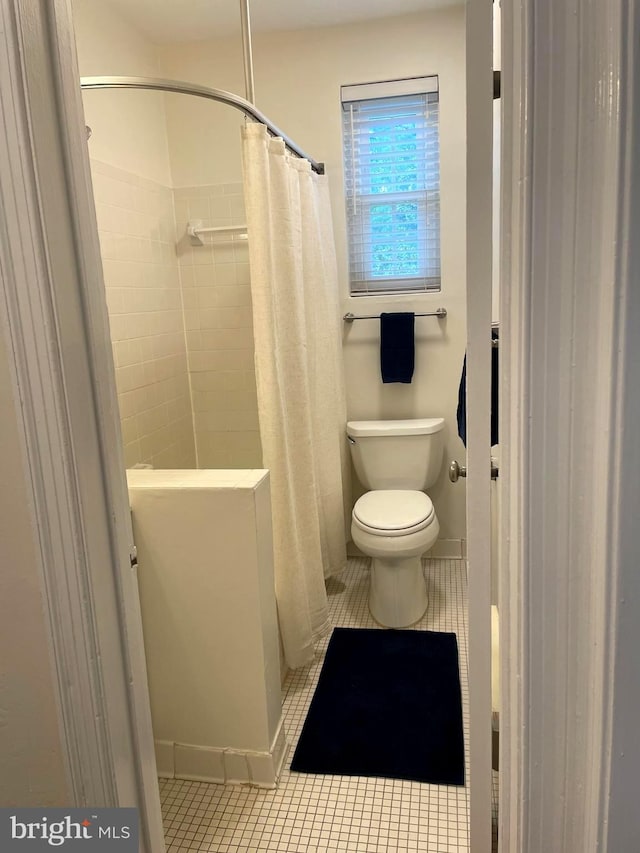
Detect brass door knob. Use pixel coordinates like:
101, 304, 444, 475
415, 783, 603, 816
449, 460, 467, 483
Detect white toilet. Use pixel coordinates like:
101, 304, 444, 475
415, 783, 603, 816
347, 418, 445, 628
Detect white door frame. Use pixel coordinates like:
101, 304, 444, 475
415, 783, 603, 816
465, 0, 494, 850
0, 1, 164, 849
3, 0, 640, 850
499, 0, 640, 850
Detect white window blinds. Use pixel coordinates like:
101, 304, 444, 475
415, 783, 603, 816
341, 77, 440, 295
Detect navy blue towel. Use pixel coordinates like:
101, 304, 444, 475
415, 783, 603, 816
380, 312, 415, 383
456, 329, 499, 446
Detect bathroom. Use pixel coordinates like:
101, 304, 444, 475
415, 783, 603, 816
71, 0, 496, 850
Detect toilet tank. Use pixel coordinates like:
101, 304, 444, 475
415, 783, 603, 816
347, 418, 445, 490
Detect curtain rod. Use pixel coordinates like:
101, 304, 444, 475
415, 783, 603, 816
239, 0, 256, 104
80, 75, 325, 175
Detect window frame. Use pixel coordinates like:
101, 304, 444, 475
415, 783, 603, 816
341, 77, 441, 296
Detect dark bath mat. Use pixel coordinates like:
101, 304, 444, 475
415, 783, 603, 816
290, 627, 465, 785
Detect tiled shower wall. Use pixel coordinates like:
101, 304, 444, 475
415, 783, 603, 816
173, 184, 262, 469
91, 160, 197, 469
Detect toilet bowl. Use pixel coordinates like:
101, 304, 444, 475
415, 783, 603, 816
347, 419, 445, 628
351, 489, 440, 627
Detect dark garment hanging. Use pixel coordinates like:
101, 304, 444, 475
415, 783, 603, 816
380, 312, 415, 383
457, 329, 499, 447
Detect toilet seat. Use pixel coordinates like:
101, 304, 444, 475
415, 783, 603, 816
352, 490, 435, 538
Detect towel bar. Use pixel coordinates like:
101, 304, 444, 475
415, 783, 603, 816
343, 308, 447, 322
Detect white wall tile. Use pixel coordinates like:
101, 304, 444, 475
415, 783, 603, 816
174, 183, 262, 469
91, 159, 196, 469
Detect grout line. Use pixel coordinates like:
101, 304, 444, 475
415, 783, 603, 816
171, 187, 200, 468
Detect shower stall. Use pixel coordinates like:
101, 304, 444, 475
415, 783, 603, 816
81, 63, 323, 471
79, 0, 348, 685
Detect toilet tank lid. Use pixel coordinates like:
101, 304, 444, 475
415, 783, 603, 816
347, 418, 445, 437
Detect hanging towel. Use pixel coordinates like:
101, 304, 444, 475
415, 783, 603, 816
457, 329, 499, 447
380, 312, 415, 383
456, 358, 467, 445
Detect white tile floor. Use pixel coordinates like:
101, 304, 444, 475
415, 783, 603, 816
492, 771, 499, 852
160, 557, 479, 852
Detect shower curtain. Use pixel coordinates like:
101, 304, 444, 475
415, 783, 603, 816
241, 123, 348, 669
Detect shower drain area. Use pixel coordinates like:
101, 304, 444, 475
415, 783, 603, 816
160, 557, 479, 852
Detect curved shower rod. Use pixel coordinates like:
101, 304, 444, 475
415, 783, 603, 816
80, 75, 325, 175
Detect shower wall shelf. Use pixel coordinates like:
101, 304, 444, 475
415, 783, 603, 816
187, 220, 248, 246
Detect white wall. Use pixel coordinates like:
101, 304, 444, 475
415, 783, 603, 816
128, 469, 285, 786
0, 345, 69, 807
72, 0, 172, 186
160, 8, 468, 541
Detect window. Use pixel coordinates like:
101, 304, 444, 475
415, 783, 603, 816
341, 77, 440, 295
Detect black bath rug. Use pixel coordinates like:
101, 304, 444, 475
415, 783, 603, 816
290, 627, 465, 785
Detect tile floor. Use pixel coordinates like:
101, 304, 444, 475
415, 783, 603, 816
160, 557, 486, 852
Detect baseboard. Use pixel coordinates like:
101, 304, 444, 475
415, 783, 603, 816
346, 539, 466, 559
346, 540, 364, 557
154, 719, 289, 788
154, 740, 175, 779
270, 717, 289, 781
426, 539, 465, 559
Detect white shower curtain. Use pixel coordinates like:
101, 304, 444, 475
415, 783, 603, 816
241, 123, 349, 669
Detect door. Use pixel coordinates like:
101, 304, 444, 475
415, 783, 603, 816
465, 0, 494, 850
47, 4, 167, 848
1, 2, 166, 849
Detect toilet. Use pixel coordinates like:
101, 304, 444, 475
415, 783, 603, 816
347, 418, 445, 628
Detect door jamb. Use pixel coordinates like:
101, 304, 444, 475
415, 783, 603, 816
0, 2, 164, 849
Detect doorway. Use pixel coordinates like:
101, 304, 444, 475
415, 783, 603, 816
0, 0, 496, 848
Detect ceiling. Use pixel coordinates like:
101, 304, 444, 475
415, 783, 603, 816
105, 0, 462, 44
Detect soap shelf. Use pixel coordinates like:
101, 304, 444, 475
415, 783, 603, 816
186, 219, 248, 246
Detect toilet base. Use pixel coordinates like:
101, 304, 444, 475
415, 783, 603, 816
369, 555, 428, 628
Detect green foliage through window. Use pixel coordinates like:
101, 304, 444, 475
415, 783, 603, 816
342, 82, 440, 294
